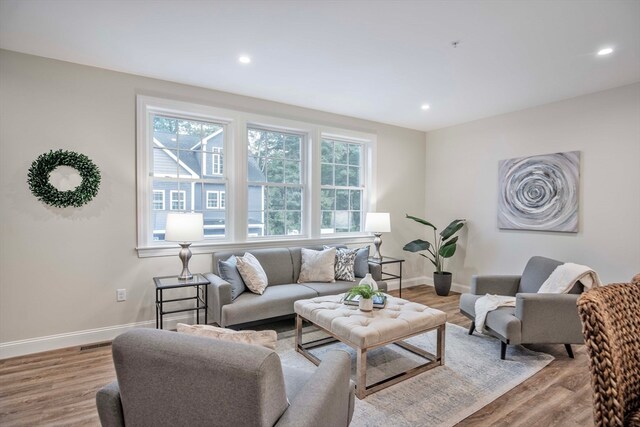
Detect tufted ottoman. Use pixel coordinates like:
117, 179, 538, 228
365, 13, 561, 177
294, 294, 447, 399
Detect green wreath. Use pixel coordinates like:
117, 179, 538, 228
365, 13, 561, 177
28, 149, 101, 208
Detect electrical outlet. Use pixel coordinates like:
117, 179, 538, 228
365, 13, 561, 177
116, 289, 127, 302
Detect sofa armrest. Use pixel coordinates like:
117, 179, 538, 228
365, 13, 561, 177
515, 293, 583, 344
276, 350, 353, 427
203, 273, 233, 326
368, 262, 383, 282
96, 381, 124, 427
471, 275, 521, 296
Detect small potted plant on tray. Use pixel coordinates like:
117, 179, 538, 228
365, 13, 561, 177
345, 284, 384, 312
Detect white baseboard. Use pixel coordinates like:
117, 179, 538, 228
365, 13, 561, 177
0, 313, 196, 360
386, 276, 470, 294
2, 278, 471, 359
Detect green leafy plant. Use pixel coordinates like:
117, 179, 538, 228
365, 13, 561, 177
346, 285, 383, 300
403, 215, 466, 274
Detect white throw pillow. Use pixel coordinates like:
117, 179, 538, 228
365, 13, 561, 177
176, 323, 277, 350
236, 252, 269, 295
298, 247, 336, 283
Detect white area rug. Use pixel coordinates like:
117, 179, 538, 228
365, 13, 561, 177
277, 323, 554, 427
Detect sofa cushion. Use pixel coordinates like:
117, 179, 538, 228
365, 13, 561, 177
300, 281, 358, 297
222, 284, 318, 326
459, 293, 482, 317
354, 246, 370, 278
214, 248, 295, 286
298, 248, 336, 283
176, 323, 277, 350
325, 246, 357, 281
520, 256, 564, 293
237, 252, 269, 295
217, 256, 246, 300
281, 365, 313, 403
484, 307, 522, 344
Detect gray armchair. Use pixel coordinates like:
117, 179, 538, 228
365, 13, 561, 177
96, 329, 355, 427
459, 256, 584, 360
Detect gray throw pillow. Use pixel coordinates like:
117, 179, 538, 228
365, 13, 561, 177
354, 246, 370, 278
218, 256, 246, 300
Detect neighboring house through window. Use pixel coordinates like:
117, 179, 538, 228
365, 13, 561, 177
170, 190, 186, 210
206, 190, 225, 209
136, 96, 375, 253
153, 190, 165, 210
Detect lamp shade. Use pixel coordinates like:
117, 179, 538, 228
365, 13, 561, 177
365, 212, 391, 233
165, 213, 204, 242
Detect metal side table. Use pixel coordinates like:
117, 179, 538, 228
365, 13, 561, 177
154, 274, 210, 330
368, 256, 405, 297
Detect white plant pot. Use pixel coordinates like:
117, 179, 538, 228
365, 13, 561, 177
359, 298, 373, 312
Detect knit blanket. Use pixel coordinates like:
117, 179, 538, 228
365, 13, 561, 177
474, 262, 600, 334
538, 262, 601, 293
474, 294, 516, 334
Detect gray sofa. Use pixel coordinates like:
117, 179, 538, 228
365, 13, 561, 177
96, 328, 355, 427
459, 256, 584, 359
206, 245, 386, 327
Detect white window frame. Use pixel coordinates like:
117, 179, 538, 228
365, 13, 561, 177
319, 136, 367, 235
152, 190, 165, 210
206, 190, 225, 210
169, 190, 186, 211
246, 124, 307, 239
136, 96, 376, 257
212, 148, 223, 175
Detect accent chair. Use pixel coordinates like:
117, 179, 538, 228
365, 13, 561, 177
96, 328, 355, 427
459, 256, 584, 359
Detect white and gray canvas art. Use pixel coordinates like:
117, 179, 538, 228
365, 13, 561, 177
498, 151, 579, 232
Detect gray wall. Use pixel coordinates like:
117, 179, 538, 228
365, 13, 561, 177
424, 83, 640, 286
0, 50, 427, 351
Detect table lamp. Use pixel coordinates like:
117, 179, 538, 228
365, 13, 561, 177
365, 212, 391, 260
165, 212, 204, 280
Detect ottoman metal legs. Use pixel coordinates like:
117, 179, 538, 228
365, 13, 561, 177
295, 314, 446, 399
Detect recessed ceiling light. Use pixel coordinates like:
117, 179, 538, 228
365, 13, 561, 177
597, 47, 613, 56
238, 55, 251, 64
421, 104, 430, 110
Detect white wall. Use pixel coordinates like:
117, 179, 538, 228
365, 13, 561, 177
0, 50, 427, 356
424, 83, 640, 287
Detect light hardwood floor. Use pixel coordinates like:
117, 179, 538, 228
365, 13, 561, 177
0, 285, 594, 426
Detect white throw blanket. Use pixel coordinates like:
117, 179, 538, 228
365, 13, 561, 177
538, 262, 601, 293
474, 262, 600, 334
474, 294, 516, 333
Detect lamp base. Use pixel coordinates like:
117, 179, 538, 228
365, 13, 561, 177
177, 243, 193, 280
372, 233, 383, 260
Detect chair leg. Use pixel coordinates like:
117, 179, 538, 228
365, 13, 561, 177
468, 322, 475, 335
564, 344, 574, 359
500, 341, 507, 360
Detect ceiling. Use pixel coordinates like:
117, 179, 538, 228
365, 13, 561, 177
1, 0, 638, 131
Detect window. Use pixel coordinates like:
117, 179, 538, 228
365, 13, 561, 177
320, 138, 364, 233
206, 190, 225, 209
137, 96, 375, 254
153, 190, 165, 210
247, 127, 303, 237
142, 107, 228, 242
170, 190, 186, 210
211, 148, 223, 175
206, 191, 219, 209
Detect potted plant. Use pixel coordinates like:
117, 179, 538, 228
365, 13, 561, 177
346, 284, 383, 312
403, 214, 466, 296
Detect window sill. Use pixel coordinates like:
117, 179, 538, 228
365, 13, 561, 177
136, 234, 374, 258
